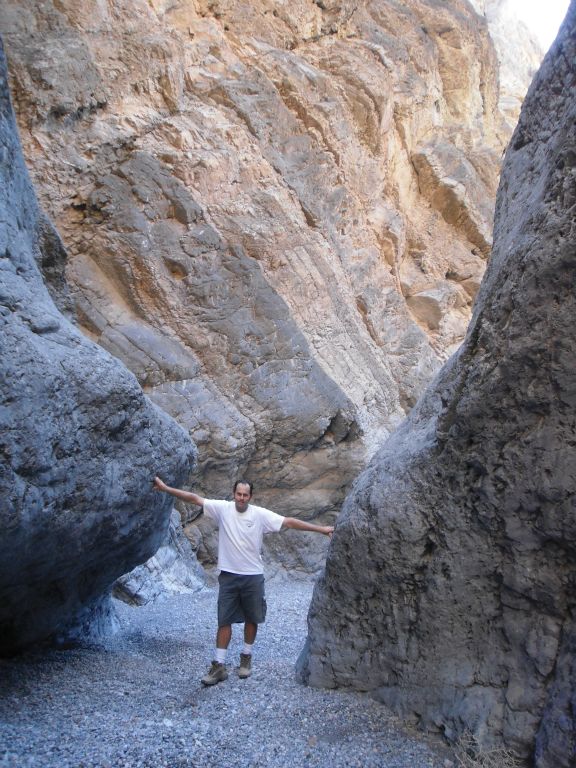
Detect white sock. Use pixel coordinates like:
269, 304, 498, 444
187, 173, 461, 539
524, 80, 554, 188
215, 648, 227, 664
242, 642, 254, 656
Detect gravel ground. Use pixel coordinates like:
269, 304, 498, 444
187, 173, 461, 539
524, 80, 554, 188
0, 579, 453, 768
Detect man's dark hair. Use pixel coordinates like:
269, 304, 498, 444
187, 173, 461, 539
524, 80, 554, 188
233, 479, 253, 495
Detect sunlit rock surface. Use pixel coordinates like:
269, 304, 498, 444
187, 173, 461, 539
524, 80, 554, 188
469, 0, 543, 126
298, 7, 576, 766
0, 41, 196, 654
0, 1, 523, 541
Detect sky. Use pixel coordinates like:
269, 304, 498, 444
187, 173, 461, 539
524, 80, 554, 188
508, 0, 571, 50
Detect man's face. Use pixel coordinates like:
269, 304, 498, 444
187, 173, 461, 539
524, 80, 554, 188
234, 483, 252, 513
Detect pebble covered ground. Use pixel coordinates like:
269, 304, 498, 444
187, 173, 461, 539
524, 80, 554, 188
0, 579, 454, 768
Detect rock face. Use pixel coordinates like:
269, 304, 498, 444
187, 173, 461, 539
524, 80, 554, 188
0, 0, 517, 539
469, 0, 543, 127
297, 7, 576, 765
113, 511, 205, 606
0, 41, 196, 655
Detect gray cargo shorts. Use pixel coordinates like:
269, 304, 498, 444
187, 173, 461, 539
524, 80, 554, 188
217, 571, 267, 626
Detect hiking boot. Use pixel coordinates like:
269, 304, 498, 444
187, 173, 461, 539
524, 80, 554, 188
238, 653, 252, 679
201, 661, 228, 686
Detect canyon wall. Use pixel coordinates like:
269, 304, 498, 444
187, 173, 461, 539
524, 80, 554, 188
0, 1, 517, 547
0, 40, 196, 654
298, 6, 576, 766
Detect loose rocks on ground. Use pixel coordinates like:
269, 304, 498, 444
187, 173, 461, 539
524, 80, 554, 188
0, 579, 451, 768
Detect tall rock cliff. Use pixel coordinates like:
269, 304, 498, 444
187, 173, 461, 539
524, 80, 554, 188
297, 6, 576, 765
0, 40, 196, 654
0, 1, 517, 539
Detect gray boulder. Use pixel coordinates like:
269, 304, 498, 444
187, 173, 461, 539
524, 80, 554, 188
298, 6, 576, 766
0, 39, 196, 655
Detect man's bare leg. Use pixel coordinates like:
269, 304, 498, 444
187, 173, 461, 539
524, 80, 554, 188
216, 624, 232, 649
244, 622, 257, 644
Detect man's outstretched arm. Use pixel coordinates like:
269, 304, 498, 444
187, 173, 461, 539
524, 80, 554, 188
153, 476, 205, 507
281, 517, 334, 536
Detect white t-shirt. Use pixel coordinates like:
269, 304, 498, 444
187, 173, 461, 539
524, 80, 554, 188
202, 499, 285, 575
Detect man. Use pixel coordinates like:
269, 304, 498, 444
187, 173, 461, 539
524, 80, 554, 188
153, 476, 333, 685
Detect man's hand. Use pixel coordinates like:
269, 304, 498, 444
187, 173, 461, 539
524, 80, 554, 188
154, 476, 169, 492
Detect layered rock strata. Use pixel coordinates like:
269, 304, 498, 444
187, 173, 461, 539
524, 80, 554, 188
0, 41, 196, 654
298, 6, 576, 766
1, 1, 514, 538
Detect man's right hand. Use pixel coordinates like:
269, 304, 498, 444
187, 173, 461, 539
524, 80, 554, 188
153, 476, 168, 492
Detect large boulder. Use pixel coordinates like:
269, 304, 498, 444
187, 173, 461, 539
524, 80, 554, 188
298, 5, 576, 766
0, 40, 196, 655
